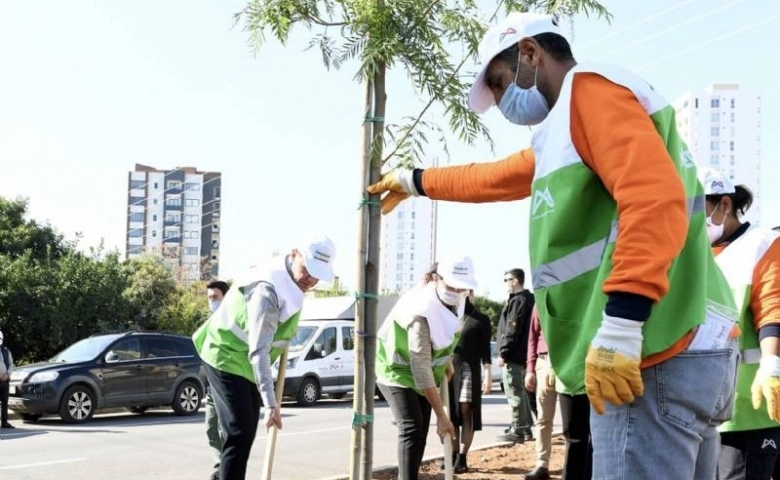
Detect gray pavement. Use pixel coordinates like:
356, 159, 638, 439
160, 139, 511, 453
0, 390, 562, 480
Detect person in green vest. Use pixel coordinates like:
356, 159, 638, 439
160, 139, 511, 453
376, 253, 477, 480
367, 11, 741, 480
203, 280, 229, 480
193, 234, 336, 480
698, 168, 780, 480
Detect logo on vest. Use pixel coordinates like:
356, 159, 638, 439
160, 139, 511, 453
681, 149, 696, 168
531, 187, 555, 219
762, 438, 777, 450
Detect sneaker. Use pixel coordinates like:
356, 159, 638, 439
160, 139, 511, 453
523, 428, 534, 442
524, 467, 550, 480
1, 423, 15, 429
497, 431, 524, 443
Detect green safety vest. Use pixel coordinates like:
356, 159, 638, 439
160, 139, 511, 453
716, 226, 780, 432
528, 63, 738, 394
192, 257, 304, 384
376, 283, 462, 394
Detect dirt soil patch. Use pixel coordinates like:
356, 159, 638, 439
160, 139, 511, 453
371, 435, 566, 480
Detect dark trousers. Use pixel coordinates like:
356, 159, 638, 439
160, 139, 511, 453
719, 427, 780, 480
378, 383, 432, 480
559, 393, 593, 480
0, 380, 8, 425
205, 364, 262, 480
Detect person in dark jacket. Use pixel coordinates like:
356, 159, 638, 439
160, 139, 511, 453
445, 291, 494, 473
496, 268, 535, 443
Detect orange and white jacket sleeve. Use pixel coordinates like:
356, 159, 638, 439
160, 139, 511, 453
569, 73, 689, 321
751, 238, 780, 339
417, 148, 535, 203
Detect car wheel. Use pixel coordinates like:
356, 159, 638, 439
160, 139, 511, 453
128, 406, 148, 414
59, 385, 95, 424
20, 413, 42, 423
327, 392, 346, 400
172, 381, 201, 416
296, 377, 320, 407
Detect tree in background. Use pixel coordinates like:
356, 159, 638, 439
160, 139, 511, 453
473, 294, 504, 339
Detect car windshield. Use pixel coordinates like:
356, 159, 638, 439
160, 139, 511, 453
51, 335, 123, 363
289, 326, 317, 353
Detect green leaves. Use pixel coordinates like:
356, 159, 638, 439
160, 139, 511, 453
235, 0, 609, 169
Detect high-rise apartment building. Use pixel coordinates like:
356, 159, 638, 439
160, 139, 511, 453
126, 164, 222, 282
379, 195, 438, 294
673, 84, 762, 222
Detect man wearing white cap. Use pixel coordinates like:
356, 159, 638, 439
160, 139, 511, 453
368, 11, 739, 480
193, 234, 336, 480
376, 253, 477, 480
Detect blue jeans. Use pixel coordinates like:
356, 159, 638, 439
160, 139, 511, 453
591, 344, 738, 480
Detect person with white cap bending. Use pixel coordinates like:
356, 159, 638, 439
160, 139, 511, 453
193, 234, 336, 480
376, 253, 478, 480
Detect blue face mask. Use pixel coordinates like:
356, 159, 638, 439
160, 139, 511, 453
497, 58, 550, 126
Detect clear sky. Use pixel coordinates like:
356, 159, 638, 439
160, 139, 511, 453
1, 0, 778, 301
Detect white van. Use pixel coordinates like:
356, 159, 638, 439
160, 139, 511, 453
273, 295, 398, 406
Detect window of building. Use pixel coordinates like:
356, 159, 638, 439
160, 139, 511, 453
166, 198, 182, 207
711, 126, 720, 137
682, 100, 689, 108
711, 140, 720, 151
411, 211, 416, 219
711, 98, 720, 108
127, 246, 143, 255
166, 181, 182, 191
183, 247, 199, 256
695, 98, 699, 108
730, 98, 735, 108
154, 182, 158, 189
153, 199, 158, 205
213, 202, 221, 212
730, 155, 735, 166
214, 187, 221, 198
130, 180, 145, 190
397, 211, 404, 219
129, 196, 144, 206
164, 230, 180, 239
128, 229, 143, 238
166, 214, 181, 224
730, 112, 735, 123
183, 231, 199, 240
185, 182, 199, 191
710, 154, 719, 165
152, 230, 156, 238
711, 112, 720, 123
396, 273, 403, 281
185, 215, 199, 224
730, 141, 735, 152
185, 199, 199, 207
129, 212, 144, 223
396, 253, 403, 260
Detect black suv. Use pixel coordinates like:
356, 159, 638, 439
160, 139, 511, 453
8, 332, 206, 423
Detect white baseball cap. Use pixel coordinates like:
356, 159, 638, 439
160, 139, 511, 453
299, 234, 336, 282
698, 167, 735, 195
467, 12, 563, 114
437, 253, 478, 290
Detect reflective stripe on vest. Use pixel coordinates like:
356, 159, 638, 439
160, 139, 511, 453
741, 348, 761, 364
533, 195, 705, 290
392, 353, 452, 367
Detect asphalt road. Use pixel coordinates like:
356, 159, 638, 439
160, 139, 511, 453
0, 390, 562, 480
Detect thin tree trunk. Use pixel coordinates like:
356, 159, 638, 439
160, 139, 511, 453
360, 58, 386, 480
350, 78, 374, 480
